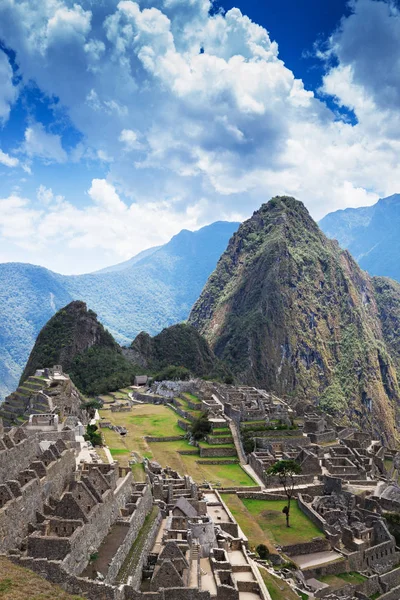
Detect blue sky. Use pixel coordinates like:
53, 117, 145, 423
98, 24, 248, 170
0, 0, 400, 274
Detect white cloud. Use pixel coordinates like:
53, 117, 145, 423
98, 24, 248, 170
119, 129, 141, 150
22, 122, 68, 163
0, 0, 400, 271
0, 50, 17, 122
0, 179, 208, 273
0, 149, 19, 168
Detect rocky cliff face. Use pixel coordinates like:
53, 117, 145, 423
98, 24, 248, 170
189, 197, 400, 444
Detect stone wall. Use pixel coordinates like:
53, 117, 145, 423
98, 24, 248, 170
106, 485, 154, 583
62, 473, 134, 575
281, 537, 330, 557
297, 494, 328, 533
145, 436, 184, 443
0, 446, 76, 552
0, 435, 41, 481
199, 447, 237, 458
379, 585, 400, 600
127, 509, 162, 590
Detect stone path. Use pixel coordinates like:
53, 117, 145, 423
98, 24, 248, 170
291, 550, 342, 569
227, 419, 265, 488
103, 446, 114, 464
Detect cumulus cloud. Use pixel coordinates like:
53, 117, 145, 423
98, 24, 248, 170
22, 122, 68, 163
0, 179, 209, 273
0, 49, 17, 122
0, 0, 400, 271
0, 149, 19, 168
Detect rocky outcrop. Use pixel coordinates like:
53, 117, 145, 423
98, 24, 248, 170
189, 196, 400, 445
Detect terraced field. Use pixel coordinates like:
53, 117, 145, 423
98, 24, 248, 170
99, 403, 255, 487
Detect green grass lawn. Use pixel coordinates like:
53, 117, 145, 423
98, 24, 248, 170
100, 405, 254, 487
182, 392, 201, 403
222, 495, 323, 548
320, 572, 367, 589
131, 462, 146, 482
258, 567, 302, 600
109, 448, 129, 456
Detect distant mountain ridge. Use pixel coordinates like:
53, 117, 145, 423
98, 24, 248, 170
0, 220, 239, 399
319, 194, 400, 281
189, 196, 400, 445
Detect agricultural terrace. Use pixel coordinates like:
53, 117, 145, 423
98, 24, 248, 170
99, 403, 255, 488
221, 494, 323, 550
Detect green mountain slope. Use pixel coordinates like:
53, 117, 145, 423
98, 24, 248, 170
21, 301, 138, 396
0, 221, 238, 399
21, 303, 227, 395
319, 194, 400, 281
189, 197, 400, 444
125, 324, 230, 381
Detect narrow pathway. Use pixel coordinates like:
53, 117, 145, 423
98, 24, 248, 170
227, 419, 265, 488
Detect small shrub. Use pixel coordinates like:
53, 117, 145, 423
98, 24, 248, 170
256, 544, 269, 560
191, 413, 212, 440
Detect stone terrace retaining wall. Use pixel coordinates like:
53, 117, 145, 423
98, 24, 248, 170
197, 459, 238, 465
145, 436, 184, 443
237, 491, 287, 501
105, 485, 153, 584
127, 509, 162, 590
281, 537, 330, 557
297, 493, 328, 533
199, 446, 237, 458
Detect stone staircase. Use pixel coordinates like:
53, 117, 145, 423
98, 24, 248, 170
0, 376, 51, 426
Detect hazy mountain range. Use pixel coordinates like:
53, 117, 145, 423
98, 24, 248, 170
0, 221, 239, 399
319, 193, 400, 281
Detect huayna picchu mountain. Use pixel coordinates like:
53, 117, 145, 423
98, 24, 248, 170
189, 196, 400, 445
20, 301, 138, 396
20, 302, 228, 397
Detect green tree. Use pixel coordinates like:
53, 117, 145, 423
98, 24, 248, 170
190, 413, 212, 441
266, 459, 301, 528
256, 544, 269, 560
84, 424, 102, 447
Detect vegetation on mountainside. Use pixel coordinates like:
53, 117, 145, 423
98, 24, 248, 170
70, 347, 138, 396
189, 196, 400, 444
129, 323, 233, 382
153, 365, 192, 381
20, 302, 139, 396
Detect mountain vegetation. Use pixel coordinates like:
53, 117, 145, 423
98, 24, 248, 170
189, 196, 400, 444
21, 302, 228, 396
21, 301, 139, 396
320, 193, 400, 281
125, 323, 231, 382
0, 221, 238, 399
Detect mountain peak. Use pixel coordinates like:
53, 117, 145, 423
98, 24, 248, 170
189, 197, 400, 445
